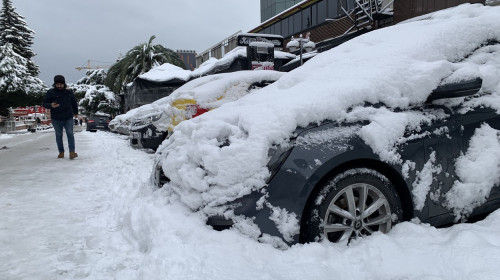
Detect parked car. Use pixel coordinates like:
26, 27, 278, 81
86, 114, 111, 132
129, 106, 169, 150
130, 70, 284, 151
108, 118, 131, 135
153, 5, 500, 247
108, 110, 136, 135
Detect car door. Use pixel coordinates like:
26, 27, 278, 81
421, 105, 463, 220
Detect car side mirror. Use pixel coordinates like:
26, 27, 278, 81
426, 77, 482, 102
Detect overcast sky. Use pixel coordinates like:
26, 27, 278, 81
11, 0, 261, 86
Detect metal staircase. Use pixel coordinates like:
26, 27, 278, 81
341, 0, 394, 35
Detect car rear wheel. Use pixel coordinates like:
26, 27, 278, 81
302, 168, 403, 244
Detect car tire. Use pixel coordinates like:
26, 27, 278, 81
302, 168, 403, 244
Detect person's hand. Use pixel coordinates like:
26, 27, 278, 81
51, 102, 59, 108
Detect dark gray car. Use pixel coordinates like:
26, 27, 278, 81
155, 78, 500, 244
86, 114, 111, 132
153, 7, 500, 247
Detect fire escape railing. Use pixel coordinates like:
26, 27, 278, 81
340, 0, 394, 35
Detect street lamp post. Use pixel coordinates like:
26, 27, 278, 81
286, 32, 316, 66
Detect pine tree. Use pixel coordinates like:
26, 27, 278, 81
76, 69, 107, 86
0, 42, 29, 92
0, 0, 38, 76
72, 69, 121, 116
0, 42, 45, 116
0, 0, 46, 105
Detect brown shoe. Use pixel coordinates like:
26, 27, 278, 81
58, 152, 64, 158
70, 152, 78, 160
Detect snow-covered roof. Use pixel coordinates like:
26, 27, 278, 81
138, 63, 191, 82
136, 47, 295, 84
191, 47, 248, 77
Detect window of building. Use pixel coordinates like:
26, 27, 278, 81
327, 0, 339, 18
276, 1, 286, 14
293, 12, 301, 34
317, 0, 327, 22
311, 3, 318, 26
269, 23, 275, 34
347, 0, 355, 10
282, 18, 289, 37
274, 21, 281, 35
338, 0, 356, 14
302, 6, 312, 29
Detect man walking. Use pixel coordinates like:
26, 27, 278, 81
43, 75, 79, 159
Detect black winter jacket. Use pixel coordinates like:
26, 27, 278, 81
43, 88, 78, 121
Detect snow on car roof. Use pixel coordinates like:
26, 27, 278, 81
157, 4, 500, 220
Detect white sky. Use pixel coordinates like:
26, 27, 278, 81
2, 130, 500, 279
10, 0, 261, 85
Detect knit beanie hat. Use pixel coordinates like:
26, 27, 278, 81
54, 75, 65, 84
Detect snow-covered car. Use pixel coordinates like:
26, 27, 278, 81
154, 5, 500, 247
128, 106, 169, 151
129, 70, 285, 151
108, 111, 136, 135
108, 119, 131, 135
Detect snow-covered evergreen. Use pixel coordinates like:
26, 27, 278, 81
0, 0, 46, 96
72, 69, 120, 116
76, 69, 106, 85
0, 0, 38, 76
0, 42, 28, 92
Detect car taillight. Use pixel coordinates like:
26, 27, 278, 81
186, 104, 209, 118
88, 120, 94, 123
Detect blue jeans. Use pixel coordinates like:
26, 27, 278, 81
51, 119, 75, 153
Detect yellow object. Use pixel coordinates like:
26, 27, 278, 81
169, 98, 197, 131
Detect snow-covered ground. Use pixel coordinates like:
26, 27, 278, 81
1, 130, 500, 279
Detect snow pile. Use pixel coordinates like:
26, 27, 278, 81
446, 123, 500, 217
157, 4, 500, 236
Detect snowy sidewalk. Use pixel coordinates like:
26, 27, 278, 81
0, 130, 155, 279
2, 130, 500, 279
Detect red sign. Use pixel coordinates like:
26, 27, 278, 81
11, 106, 46, 116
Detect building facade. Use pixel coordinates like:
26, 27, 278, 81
261, 0, 303, 22
252, 0, 485, 50
251, 0, 393, 51
177, 50, 197, 71
198, 0, 487, 67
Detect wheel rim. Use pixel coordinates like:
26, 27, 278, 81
322, 182, 393, 243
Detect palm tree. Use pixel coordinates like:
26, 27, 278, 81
105, 35, 186, 93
